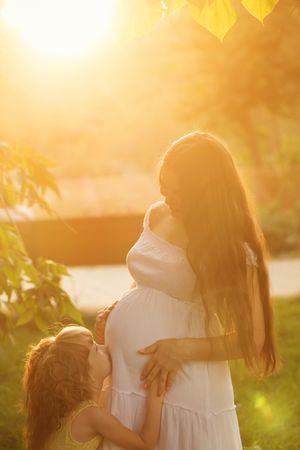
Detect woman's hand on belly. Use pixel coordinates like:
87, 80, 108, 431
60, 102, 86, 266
139, 338, 185, 396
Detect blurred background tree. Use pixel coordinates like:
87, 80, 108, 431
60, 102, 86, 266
176, 0, 300, 252
180, 0, 300, 166
0, 0, 298, 255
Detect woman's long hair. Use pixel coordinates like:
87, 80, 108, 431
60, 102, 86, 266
23, 326, 94, 450
160, 131, 278, 376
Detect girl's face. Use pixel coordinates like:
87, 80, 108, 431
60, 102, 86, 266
88, 342, 111, 380
160, 169, 182, 218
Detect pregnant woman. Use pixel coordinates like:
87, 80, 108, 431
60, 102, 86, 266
99, 131, 278, 450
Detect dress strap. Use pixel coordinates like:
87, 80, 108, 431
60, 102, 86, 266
244, 242, 258, 268
67, 400, 102, 448
70, 400, 98, 421
143, 200, 164, 229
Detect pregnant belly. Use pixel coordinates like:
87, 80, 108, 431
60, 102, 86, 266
106, 286, 205, 358
105, 287, 235, 413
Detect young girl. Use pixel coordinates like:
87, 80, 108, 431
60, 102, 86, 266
23, 325, 164, 450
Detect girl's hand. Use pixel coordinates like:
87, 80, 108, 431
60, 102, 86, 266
139, 339, 185, 396
95, 301, 117, 344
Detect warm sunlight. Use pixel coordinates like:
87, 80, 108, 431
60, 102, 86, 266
2, 0, 117, 59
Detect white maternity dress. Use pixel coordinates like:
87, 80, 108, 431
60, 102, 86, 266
104, 201, 254, 450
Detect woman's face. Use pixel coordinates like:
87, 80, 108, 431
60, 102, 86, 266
160, 169, 182, 218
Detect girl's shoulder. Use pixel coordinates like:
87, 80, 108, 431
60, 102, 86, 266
47, 401, 101, 449
70, 400, 100, 431
69, 401, 102, 444
71, 400, 99, 418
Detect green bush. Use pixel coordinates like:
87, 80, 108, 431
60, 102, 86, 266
259, 202, 300, 256
0, 143, 83, 340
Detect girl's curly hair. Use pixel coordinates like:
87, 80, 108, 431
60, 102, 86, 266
23, 326, 94, 450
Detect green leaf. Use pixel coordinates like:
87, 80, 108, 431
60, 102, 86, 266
0, 313, 14, 340
3, 177, 17, 207
31, 161, 60, 196
241, 0, 279, 23
23, 263, 40, 284
35, 196, 53, 215
22, 288, 38, 305
10, 301, 27, 315
188, 0, 237, 41
55, 263, 70, 277
60, 296, 84, 325
3, 261, 22, 288
6, 229, 26, 256
34, 313, 50, 333
26, 183, 39, 207
43, 173, 60, 197
0, 144, 65, 338
16, 307, 34, 326
0, 272, 12, 298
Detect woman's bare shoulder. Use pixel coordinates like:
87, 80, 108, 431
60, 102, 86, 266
149, 201, 169, 229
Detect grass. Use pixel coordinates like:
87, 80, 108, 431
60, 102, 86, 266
231, 297, 300, 450
0, 298, 299, 450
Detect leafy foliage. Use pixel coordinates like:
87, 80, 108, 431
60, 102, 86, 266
119, 0, 279, 40
189, 0, 237, 41
179, 0, 300, 166
241, 0, 280, 23
0, 143, 83, 339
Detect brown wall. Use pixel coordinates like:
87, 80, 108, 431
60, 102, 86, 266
18, 215, 143, 266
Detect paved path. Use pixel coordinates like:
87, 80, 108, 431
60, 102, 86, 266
61, 259, 300, 313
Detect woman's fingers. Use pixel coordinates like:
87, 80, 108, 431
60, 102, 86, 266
140, 356, 157, 381
143, 364, 161, 388
138, 342, 158, 355
139, 339, 181, 390
158, 369, 168, 396
166, 370, 177, 392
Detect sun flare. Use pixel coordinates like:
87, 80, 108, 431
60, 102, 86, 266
2, 0, 117, 59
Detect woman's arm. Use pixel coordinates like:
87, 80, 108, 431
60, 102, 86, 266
140, 265, 266, 395
89, 380, 164, 450
139, 334, 242, 395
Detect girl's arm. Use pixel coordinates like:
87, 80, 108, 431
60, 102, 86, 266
140, 265, 266, 395
89, 380, 163, 450
98, 375, 112, 411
